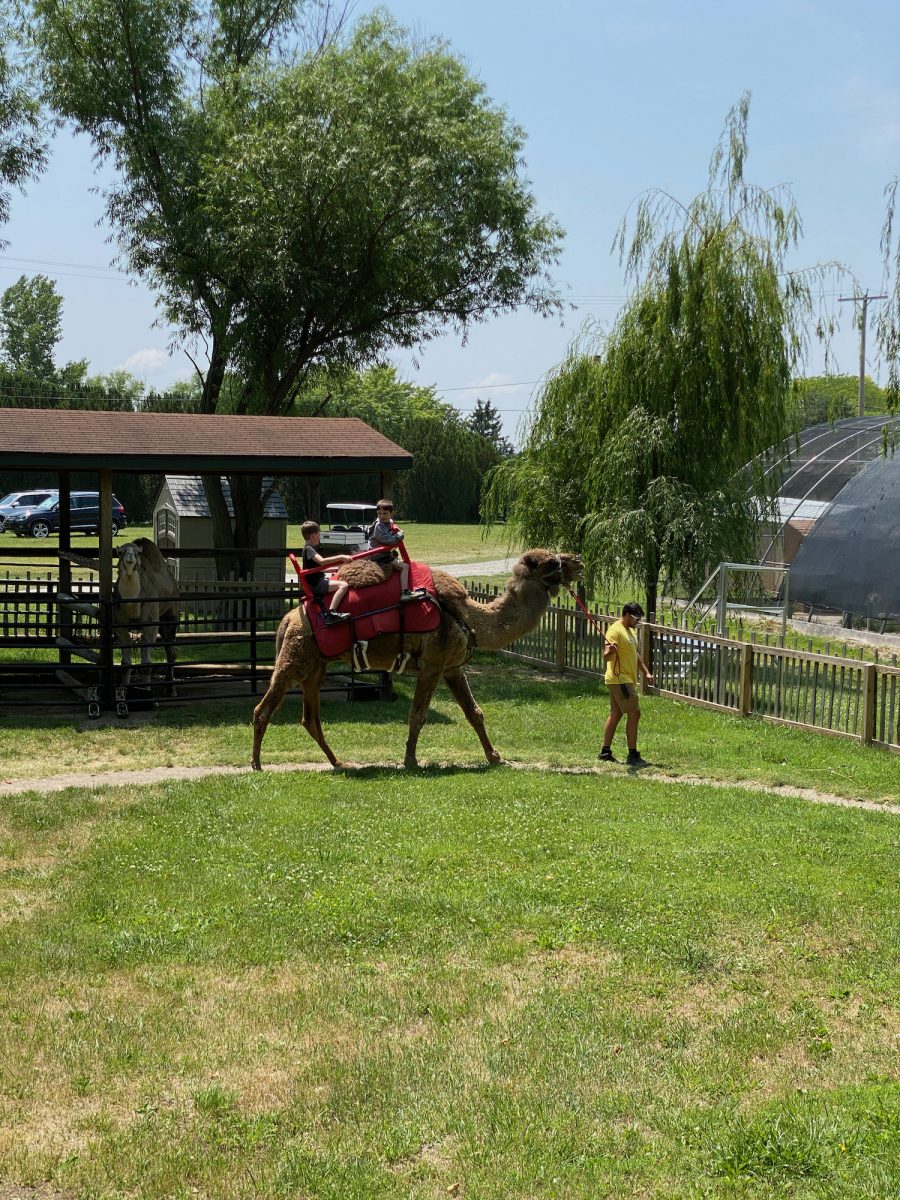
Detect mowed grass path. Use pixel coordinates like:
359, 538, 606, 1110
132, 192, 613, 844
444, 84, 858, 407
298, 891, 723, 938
1, 666, 898, 1198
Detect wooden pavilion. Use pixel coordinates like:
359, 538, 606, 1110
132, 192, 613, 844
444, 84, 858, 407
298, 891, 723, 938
0, 408, 412, 712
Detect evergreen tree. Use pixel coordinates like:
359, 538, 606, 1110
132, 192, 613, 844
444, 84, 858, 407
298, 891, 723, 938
466, 398, 513, 458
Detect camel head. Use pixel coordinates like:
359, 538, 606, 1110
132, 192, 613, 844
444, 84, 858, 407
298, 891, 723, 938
116, 542, 142, 580
514, 550, 583, 597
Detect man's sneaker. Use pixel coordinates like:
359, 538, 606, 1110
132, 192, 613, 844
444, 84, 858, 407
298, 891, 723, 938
324, 610, 350, 624
597, 747, 617, 763
626, 750, 650, 768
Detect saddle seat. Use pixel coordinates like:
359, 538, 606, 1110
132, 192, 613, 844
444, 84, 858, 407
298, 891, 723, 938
306, 560, 441, 657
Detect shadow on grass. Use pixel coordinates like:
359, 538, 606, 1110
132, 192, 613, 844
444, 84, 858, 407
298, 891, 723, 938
0, 661, 604, 736
335, 761, 500, 781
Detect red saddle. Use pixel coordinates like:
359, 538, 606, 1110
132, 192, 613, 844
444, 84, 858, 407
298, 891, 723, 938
306, 561, 441, 658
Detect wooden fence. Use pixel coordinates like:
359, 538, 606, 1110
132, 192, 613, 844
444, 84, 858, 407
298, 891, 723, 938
464, 586, 900, 753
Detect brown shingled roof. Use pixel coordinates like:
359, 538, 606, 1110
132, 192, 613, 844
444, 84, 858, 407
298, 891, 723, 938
0, 409, 413, 474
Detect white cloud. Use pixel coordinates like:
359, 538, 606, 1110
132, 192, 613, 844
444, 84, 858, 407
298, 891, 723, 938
121, 347, 170, 376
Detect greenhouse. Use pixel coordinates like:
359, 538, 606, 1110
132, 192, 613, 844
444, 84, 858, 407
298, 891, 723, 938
762, 415, 900, 623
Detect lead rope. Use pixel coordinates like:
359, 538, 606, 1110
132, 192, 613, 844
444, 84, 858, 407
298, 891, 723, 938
565, 585, 620, 677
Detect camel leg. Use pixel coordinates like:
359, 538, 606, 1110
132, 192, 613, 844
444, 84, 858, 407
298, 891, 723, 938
160, 614, 177, 697
252, 660, 341, 771
300, 661, 342, 769
139, 623, 158, 684
251, 662, 296, 770
116, 633, 133, 689
443, 669, 503, 765
404, 667, 443, 769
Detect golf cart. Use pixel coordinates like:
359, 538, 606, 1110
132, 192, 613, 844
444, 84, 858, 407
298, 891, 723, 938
321, 502, 378, 553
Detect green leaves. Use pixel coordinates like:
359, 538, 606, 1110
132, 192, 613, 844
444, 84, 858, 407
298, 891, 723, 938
29, 5, 562, 420
488, 96, 839, 611
0, 272, 62, 377
0, 17, 47, 235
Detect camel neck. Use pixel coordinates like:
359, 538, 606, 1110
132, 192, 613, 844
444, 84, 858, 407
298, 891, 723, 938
461, 581, 552, 651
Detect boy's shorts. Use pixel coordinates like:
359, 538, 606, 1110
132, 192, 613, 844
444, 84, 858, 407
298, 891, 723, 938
608, 682, 640, 717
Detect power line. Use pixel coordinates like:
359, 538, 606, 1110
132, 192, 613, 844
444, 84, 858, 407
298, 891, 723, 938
0, 253, 124, 275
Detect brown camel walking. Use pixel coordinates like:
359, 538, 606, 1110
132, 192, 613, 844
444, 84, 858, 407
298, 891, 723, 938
251, 549, 582, 770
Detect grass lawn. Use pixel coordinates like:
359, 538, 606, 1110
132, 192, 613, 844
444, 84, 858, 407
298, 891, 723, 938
0, 522, 518, 572
0, 667, 898, 1198
0, 731, 898, 1196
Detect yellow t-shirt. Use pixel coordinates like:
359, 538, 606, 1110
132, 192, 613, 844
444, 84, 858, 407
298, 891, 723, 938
604, 619, 638, 684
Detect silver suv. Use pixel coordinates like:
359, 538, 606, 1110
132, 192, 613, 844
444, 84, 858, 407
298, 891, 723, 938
0, 489, 58, 528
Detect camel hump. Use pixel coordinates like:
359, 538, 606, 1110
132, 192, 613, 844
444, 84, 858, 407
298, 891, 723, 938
132, 537, 166, 568
429, 569, 469, 615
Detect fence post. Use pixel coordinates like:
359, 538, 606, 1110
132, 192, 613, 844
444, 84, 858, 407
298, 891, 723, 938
739, 643, 753, 716
861, 663, 877, 744
639, 623, 651, 694
555, 604, 566, 673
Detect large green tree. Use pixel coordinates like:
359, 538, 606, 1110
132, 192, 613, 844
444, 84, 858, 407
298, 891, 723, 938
466, 397, 513, 458
0, 21, 46, 237
484, 95, 844, 614
794, 374, 889, 425
29, 2, 561, 570
289, 365, 500, 522
0, 272, 62, 376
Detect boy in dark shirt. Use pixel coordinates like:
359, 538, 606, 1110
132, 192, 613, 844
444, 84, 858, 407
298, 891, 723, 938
366, 499, 415, 598
300, 521, 352, 623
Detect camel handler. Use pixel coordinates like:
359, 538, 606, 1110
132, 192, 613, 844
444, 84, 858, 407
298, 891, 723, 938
598, 601, 653, 767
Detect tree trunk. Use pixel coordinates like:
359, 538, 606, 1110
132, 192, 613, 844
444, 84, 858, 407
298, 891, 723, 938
202, 473, 240, 580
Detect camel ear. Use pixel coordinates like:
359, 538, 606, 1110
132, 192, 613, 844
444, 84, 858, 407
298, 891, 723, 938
522, 552, 542, 571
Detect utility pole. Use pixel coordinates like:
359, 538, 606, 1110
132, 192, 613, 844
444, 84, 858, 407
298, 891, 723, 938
838, 290, 887, 416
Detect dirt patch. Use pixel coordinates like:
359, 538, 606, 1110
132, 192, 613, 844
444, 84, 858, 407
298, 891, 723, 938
0, 1190, 76, 1200
1, 759, 896, 815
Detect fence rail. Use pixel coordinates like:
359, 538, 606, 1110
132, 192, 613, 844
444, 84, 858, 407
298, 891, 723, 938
464, 585, 900, 753
2, 569, 898, 750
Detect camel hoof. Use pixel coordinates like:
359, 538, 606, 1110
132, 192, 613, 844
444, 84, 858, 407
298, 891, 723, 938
487, 751, 503, 765
403, 756, 418, 770
251, 760, 262, 772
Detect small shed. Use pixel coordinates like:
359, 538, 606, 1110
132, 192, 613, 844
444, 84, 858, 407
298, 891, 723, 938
154, 475, 288, 583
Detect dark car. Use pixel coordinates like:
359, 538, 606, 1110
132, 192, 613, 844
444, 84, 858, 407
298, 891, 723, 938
3, 491, 128, 538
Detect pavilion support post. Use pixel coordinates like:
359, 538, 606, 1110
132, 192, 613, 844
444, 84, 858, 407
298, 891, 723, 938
380, 470, 395, 502
98, 471, 115, 707
58, 472, 72, 666
307, 476, 321, 523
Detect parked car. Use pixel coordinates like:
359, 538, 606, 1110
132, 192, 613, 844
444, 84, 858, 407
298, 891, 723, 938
0, 488, 58, 528
321, 502, 378, 552
2, 491, 128, 538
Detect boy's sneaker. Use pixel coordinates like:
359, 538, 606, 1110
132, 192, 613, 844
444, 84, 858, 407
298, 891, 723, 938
626, 750, 650, 768
400, 588, 425, 602
324, 610, 350, 624
597, 747, 617, 762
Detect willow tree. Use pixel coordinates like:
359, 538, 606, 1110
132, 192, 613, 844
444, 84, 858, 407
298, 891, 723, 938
879, 177, 899, 415
484, 94, 844, 614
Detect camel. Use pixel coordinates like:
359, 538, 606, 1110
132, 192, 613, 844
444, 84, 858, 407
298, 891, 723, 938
251, 549, 583, 770
113, 538, 180, 696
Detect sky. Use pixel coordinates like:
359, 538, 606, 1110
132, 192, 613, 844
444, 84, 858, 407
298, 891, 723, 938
3, 0, 899, 445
